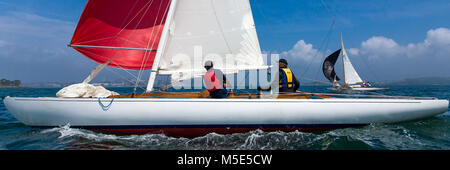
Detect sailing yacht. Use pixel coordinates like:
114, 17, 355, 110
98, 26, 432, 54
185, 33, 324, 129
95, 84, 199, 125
323, 33, 388, 92
3, 0, 448, 138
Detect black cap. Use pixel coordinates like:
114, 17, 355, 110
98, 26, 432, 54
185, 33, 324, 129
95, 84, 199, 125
279, 59, 288, 65
204, 60, 213, 67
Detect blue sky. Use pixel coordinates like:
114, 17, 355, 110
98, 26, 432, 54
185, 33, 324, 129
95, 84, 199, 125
0, 0, 450, 84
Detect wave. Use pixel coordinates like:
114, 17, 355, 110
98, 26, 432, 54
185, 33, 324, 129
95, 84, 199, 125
38, 124, 372, 150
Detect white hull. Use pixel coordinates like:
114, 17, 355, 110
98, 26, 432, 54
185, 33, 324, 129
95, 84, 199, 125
3, 96, 448, 137
351, 87, 389, 91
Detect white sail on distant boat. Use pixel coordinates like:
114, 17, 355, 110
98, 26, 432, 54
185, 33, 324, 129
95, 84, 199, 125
3, 0, 448, 138
323, 33, 388, 92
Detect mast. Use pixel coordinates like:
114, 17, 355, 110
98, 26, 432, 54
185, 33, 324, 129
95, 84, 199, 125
341, 32, 346, 85
146, 0, 178, 92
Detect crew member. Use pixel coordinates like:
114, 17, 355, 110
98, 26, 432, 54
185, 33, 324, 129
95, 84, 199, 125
258, 59, 301, 93
203, 60, 229, 98
278, 59, 300, 93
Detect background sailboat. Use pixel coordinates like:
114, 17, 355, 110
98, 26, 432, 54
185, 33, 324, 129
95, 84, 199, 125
323, 33, 388, 92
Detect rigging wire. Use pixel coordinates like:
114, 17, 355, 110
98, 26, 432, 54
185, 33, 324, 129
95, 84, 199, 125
114, 0, 149, 40
71, 0, 158, 92
308, 0, 346, 87
253, 0, 284, 52
76, 46, 149, 92
294, 0, 337, 86
322, 0, 385, 87
132, 1, 158, 90
300, 18, 335, 78
105, 67, 147, 92
75, 47, 142, 81
253, 0, 337, 87
134, 0, 167, 94
312, 22, 335, 88
321, 0, 385, 87
320, 0, 336, 18
136, 0, 172, 93
74, 0, 153, 45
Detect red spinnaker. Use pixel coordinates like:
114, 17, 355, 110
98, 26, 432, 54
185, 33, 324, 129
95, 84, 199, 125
70, 0, 171, 70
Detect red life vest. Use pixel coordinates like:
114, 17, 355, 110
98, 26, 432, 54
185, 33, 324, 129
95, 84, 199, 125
204, 70, 223, 92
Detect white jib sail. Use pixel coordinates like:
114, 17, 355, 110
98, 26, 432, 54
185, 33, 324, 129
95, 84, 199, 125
341, 35, 364, 85
157, 0, 268, 81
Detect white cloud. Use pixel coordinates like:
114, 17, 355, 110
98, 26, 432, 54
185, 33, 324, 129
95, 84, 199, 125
355, 28, 450, 60
406, 27, 450, 58
426, 28, 450, 46
281, 40, 323, 62
340, 28, 450, 80
348, 48, 359, 56
359, 36, 404, 59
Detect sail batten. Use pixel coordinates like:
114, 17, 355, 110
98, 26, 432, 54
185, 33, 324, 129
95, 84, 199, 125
70, 0, 172, 70
69, 45, 157, 51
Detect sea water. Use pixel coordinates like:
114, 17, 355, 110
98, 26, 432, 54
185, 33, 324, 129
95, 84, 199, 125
0, 86, 449, 150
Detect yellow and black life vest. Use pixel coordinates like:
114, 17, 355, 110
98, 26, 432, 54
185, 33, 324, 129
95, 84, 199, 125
279, 68, 294, 88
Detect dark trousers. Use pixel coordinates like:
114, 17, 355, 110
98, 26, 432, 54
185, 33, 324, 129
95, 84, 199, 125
279, 87, 296, 93
210, 89, 229, 98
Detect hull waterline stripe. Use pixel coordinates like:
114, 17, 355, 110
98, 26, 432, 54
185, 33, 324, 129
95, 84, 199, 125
31, 124, 368, 137
32, 124, 368, 129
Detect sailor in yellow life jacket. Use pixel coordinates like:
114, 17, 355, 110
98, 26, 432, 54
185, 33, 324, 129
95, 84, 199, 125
278, 59, 300, 93
258, 59, 301, 93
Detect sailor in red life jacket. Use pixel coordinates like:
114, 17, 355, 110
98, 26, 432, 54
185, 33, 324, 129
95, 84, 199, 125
203, 60, 229, 98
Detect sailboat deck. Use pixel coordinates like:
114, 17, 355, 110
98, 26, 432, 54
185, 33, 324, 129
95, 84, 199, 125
109, 91, 332, 99
108, 91, 440, 100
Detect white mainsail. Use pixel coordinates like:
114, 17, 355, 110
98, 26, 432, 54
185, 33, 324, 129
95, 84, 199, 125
341, 34, 364, 85
157, 0, 268, 81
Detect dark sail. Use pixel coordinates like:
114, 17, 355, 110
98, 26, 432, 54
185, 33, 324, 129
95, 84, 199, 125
322, 49, 341, 82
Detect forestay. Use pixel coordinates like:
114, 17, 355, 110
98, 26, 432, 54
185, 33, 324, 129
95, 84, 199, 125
157, 0, 268, 81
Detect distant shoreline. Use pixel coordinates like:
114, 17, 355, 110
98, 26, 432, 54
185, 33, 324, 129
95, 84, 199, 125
0, 86, 21, 89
